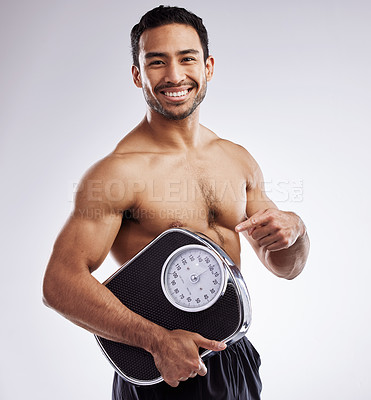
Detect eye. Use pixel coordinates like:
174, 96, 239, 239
182, 57, 196, 62
149, 60, 165, 66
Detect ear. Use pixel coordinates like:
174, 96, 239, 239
205, 56, 215, 82
132, 65, 142, 88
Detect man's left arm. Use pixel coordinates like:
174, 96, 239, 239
235, 160, 310, 279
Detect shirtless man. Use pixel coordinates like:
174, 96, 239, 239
43, 6, 309, 400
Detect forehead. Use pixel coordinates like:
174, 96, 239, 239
139, 23, 203, 57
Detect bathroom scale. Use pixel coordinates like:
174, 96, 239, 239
95, 228, 252, 385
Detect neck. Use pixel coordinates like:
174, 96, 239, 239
142, 107, 202, 151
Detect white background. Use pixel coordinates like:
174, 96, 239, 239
1, 0, 370, 399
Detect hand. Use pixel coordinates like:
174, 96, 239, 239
235, 208, 305, 251
151, 329, 226, 387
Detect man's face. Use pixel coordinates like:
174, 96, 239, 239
132, 23, 214, 121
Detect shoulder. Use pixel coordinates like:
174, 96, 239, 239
202, 126, 254, 159
80, 152, 141, 184
205, 130, 263, 184
215, 137, 250, 158
75, 141, 147, 212
82, 125, 156, 181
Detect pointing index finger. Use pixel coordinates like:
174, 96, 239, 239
235, 219, 254, 233
235, 210, 267, 234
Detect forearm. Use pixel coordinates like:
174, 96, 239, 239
265, 230, 310, 279
42, 263, 165, 353
239, 210, 310, 279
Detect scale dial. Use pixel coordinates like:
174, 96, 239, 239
161, 244, 226, 312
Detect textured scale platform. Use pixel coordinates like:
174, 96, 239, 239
95, 229, 249, 385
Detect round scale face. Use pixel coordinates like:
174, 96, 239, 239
161, 244, 226, 312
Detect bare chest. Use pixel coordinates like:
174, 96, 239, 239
127, 156, 247, 234
110, 149, 249, 265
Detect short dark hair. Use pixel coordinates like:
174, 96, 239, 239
130, 5, 209, 68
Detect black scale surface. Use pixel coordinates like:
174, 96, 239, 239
97, 230, 241, 382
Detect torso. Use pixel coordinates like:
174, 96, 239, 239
109, 126, 251, 267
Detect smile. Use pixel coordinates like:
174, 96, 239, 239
159, 87, 194, 102
163, 89, 190, 97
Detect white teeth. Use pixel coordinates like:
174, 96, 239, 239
164, 90, 188, 97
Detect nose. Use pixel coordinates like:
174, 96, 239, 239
164, 61, 185, 85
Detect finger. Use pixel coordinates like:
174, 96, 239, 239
189, 371, 197, 378
235, 218, 256, 234
256, 231, 281, 247
257, 234, 276, 248
166, 380, 179, 388
266, 240, 289, 252
251, 225, 277, 241
194, 335, 227, 352
235, 209, 268, 234
196, 359, 207, 377
178, 377, 188, 381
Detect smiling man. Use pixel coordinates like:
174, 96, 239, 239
43, 5, 309, 400
137, 27, 208, 120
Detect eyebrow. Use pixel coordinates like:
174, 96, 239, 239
144, 49, 200, 59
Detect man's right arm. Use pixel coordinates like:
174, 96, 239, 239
42, 156, 162, 347
42, 156, 225, 387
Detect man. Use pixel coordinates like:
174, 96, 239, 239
43, 5, 309, 400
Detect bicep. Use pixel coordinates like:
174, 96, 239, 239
245, 186, 277, 217
47, 157, 135, 274
43, 207, 122, 308
51, 209, 122, 274
243, 153, 277, 262
243, 188, 275, 266
245, 154, 278, 217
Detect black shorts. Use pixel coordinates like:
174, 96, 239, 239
112, 336, 262, 400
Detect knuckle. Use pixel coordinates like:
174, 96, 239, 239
276, 231, 284, 240
271, 221, 279, 230
192, 361, 200, 370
